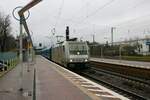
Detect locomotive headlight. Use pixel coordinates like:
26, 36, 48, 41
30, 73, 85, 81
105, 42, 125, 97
70, 59, 73, 62
85, 59, 88, 62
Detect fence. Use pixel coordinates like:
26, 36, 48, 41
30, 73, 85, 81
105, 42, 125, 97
0, 52, 19, 72
89, 45, 150, 61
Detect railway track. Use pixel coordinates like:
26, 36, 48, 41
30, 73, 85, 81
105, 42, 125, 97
79, 62, 150, 100
91, 67, 150, 86
90, 61, 150, 80
81, 70, 147, 100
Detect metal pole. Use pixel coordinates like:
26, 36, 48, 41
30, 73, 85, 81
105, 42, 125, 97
19, 16, 23, 65
92, 34, 95, 43
19, 15, 23, 91
101, 45, 103, 58
111, 27, 116, 46
27, 39, 30, 72
111, 27, 113, 46
119, 45, 122, 61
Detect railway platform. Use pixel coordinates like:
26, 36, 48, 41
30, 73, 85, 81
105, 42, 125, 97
0, 55, 129, 100
91, 57, 150, 69
36, 56, 128, 100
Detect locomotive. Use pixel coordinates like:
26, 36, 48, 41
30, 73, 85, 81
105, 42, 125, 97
51, 40, 89, 68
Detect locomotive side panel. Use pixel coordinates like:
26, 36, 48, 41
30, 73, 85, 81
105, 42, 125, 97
51, 46, 65, 65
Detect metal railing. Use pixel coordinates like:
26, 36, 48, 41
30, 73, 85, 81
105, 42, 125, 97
0, 52, 19, 76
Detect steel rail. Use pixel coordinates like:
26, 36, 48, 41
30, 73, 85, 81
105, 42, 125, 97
91, 67, 150, 86
82, 72, 147, 100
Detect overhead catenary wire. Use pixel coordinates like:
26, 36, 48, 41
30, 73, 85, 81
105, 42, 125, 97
53, 0, 115, 30
131, 0, 148, 9
86, 0, 115, 18
115, 13, 150, 28
68, 0, 148, 28
70, 0, 116, 29
82, 1, 150, 36
53, 0, 65, 32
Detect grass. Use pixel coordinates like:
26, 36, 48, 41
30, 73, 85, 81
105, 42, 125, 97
91, 55, 150, 62
122, 56, 150, 62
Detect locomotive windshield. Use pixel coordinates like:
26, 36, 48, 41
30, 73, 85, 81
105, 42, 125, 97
69, 43, 88, 55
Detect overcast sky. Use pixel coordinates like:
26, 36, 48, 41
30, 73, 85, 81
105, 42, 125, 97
1, 0, 150, 47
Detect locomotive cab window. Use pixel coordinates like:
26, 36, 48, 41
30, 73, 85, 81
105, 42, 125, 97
69, 43, 88, 55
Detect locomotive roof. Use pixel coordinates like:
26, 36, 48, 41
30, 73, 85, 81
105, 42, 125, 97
53, 41, 87, 48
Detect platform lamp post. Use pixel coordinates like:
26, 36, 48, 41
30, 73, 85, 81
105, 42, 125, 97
12, 6, 30, 92
13, 0, 42, 92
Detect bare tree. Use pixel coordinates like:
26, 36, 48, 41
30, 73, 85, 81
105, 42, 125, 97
0, 12, 16, 52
